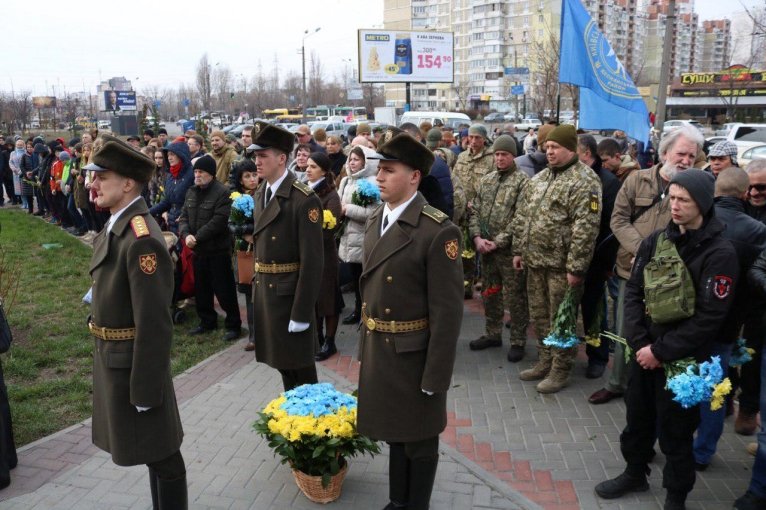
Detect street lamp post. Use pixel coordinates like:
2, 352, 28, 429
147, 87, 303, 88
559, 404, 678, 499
302, 27, 321, 124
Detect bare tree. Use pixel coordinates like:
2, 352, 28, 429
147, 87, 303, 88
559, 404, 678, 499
451, 77, 471, 111
212, 64, 233, 112
196, 54, 212, 113
8, 91, 33, 132
308, 51, 325, 106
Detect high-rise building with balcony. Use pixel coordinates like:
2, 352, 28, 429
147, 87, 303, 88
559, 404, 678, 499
698, 20, 732, 72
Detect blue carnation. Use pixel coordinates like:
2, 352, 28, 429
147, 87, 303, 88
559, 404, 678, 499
233, 194, 254, 218
542, 334, 580, 349
357, 179, 380, 200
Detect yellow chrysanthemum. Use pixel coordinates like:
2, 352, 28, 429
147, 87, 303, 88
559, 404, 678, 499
585, 335, 601, 347
323, 210, 337, 230
710, 377, 732, 411
230, 191, 242, 200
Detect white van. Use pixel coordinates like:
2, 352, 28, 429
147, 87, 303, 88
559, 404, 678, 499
399, 111, 471, 130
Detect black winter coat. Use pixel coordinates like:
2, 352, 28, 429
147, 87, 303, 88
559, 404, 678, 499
178, 180, 233, 256
749, 248, 766, 298
589, 159, 621, 274
427, 156, 454, 219
624, 217, 739, 362
714, 196, 766, 342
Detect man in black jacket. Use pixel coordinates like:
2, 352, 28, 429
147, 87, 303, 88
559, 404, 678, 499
693, 168, 766, 470
179, 155, 241, 340
596, 170, 738, 510
577, 134, 620, 378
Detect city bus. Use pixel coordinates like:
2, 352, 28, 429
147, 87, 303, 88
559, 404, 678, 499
335, 106, 368, 121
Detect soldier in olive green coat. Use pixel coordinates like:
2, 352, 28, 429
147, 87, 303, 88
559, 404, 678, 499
512, 124, 602, 394
358, 128, 464, 510
468, 135, 530, 362
86, 136, 186, 509
249, 123, 324, 391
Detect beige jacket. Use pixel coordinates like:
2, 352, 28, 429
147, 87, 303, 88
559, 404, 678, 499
610, 163, 672, 279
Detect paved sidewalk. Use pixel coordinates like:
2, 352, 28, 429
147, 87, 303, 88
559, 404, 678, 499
0, 294, 757, 509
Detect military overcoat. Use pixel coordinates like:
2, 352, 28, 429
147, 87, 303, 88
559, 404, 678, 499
89, 199, 183, 466
252, 171, 324, 369
357, 193, 464, 443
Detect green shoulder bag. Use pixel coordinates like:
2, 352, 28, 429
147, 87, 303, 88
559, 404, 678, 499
642, 232, 695, 324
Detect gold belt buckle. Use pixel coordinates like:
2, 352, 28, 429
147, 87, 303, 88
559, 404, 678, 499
366, 317, 376, 331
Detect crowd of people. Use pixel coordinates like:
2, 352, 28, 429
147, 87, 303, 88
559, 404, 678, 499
1, 116, 766, 510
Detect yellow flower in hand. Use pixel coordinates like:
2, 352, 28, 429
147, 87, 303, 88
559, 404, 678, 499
323, 209, 337, 230
230, 191, 242, 200
710, 377, 732, 411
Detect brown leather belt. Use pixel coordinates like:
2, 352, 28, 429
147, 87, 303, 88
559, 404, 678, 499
254, 261, 300, 274
88, 322, 136, 341
361, 309, 428, 334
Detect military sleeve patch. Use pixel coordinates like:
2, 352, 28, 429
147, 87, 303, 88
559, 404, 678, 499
130, 216, 150, 238
444, 239, 459, 260
589, 190, 600, 214
139, 253, 157, 275
308, 207, 320, 223
713, 275, 732, 299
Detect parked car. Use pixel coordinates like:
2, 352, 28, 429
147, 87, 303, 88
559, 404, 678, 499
97, 120, 111, 129
516, 118, 542, 131
662, 119, 704, 135
310, 121, 348, 141
222, 123, 240, 134
739, 144, 766, 168
724, 123, 766, 153
228, 124, 247, 137
176, 118, 188, 127
715, 122, 737, 137
483, 112, 506, 123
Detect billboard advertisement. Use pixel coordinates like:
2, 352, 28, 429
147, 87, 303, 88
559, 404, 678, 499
32, 96, 57, 109
358, 29, 454, 83
103, 90, 137, 112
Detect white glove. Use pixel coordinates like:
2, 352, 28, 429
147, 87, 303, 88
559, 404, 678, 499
288, 320, 310, 333
422, 390, 434, 396
135, 406, 151, 412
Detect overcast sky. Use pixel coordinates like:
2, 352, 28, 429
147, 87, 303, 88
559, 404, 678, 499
3, 0, 761, 97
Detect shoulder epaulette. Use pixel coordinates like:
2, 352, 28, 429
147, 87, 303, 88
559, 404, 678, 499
422, 204, 448, 224
292, 180, 314, 196
130, 215, 150, 238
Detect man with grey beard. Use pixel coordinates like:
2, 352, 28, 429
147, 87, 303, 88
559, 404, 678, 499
588, 125, 703, 405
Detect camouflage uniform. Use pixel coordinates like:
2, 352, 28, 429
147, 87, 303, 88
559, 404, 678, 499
454, 146, 495, 205
512, 157, 602, 390
454, 146, 494, 294
469, 163, 529, 345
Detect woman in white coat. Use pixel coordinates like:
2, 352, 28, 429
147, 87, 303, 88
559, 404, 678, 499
338, 145, 379, 324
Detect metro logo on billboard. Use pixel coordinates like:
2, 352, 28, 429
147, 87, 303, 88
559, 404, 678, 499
358, 29, 454, 83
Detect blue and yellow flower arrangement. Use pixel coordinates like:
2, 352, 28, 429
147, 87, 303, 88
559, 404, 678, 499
253, 383, 380, 488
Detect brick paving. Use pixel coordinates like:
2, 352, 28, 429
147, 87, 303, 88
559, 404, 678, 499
0, 293, 757, 509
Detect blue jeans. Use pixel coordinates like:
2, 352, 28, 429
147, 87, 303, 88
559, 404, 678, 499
693, 342, 732, 465
748, 338, 766, 497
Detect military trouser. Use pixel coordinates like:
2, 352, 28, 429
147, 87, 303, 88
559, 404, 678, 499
526, 267, 579, 371
482, 250, 528, 346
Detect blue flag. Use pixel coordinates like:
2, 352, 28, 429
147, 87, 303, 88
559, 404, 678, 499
559, 0, 649, 144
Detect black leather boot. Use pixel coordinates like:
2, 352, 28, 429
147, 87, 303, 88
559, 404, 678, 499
148, 467, 159, 509
407, 456, 439, 510
315, 336, 337, 361
157, 474, 188, 510
595, 468, 649, 499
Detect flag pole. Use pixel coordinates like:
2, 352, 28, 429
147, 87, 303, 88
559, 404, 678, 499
654, 0, 676, 131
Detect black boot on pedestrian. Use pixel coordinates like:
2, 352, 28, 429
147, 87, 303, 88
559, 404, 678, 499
734, 490, 766, 510
469, 335, 501, 351
315, 336, 337, 361
157, 474, 188, 510
148, 467, 159, 509
407, 456, 439, 510
507, 345, 525, 362
594, 469, 649, 499
342, 311, 360, 325
664, 491, 686, 510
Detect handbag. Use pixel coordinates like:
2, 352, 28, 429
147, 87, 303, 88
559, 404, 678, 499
236, 247, 254, 285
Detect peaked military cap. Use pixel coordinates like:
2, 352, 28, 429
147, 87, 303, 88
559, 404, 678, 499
83, 134, 155, 183
248, 122, 294, 155
370, 128, 434, 176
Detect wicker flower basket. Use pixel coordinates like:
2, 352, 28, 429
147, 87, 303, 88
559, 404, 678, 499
291, 461, 349, 504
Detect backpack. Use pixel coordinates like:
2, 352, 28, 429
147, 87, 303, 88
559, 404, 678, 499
642, 232, 696, 324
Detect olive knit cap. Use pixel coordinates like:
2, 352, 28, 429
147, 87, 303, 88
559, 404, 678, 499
545, 124, 578, 152
468, 124, 488, 139
491, 135, 518, 156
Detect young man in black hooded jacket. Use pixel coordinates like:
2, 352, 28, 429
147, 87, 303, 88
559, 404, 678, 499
596, 170, 738, 510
